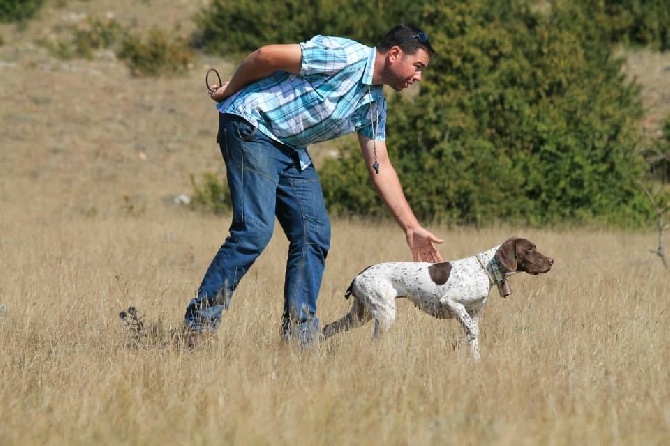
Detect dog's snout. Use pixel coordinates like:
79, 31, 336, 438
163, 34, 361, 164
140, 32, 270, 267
548, 257, 554, 265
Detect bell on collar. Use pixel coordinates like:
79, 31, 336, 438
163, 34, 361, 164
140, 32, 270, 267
499, 280, 512, 298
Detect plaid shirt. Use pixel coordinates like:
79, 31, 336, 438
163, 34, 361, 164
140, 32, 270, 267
217, 35, 387, 169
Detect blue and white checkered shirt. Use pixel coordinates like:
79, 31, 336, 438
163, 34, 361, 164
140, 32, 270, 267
217, 35, 387, 169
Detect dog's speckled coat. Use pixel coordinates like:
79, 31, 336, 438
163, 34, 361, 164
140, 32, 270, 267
322, 237, 553, 359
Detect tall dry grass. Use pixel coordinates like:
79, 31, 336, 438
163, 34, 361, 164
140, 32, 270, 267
1, 1, 669, 444
1, 206, 668, 445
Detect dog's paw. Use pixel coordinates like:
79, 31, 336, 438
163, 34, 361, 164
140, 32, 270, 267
322, 323, 337, 339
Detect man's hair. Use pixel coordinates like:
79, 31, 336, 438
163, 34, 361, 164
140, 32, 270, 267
377, 24, 435, 56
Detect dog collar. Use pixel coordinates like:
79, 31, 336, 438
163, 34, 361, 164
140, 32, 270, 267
476, 254, 512, 298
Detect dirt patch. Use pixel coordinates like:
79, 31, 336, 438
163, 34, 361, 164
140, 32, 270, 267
620, 47, 670, 133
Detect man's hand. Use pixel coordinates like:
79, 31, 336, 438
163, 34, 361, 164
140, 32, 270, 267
207, 44, 302, 103
406, 226, 444, 263
208, 82, 230, 102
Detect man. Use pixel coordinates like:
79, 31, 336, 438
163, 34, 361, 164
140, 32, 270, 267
184, 24, 444, 346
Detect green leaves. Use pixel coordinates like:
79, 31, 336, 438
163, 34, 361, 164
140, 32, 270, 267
193, 0, 426, 56
319, 0, 654, 226
0, 0, 44, 23
191, 0, 660, 227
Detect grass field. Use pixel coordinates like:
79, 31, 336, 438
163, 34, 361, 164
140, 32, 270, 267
1, 1, 669, 445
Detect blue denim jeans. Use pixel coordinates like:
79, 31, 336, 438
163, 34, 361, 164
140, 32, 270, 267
184, 114, 331, 343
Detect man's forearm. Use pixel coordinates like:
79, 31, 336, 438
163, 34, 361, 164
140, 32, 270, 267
369, 162, 420, 232
211, 44, 302, 102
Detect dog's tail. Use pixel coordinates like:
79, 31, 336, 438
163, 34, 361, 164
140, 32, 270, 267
344, 265, 374, 300
344, 280, 354, 300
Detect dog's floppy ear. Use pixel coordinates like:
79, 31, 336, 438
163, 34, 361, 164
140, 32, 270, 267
495, 238, 518, 272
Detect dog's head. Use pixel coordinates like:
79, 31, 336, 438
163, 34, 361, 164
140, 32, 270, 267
495, 237, 554, 275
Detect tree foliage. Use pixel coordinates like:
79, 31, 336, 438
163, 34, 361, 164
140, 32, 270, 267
598, 0, 670, 51
193, 0, 424, 56
194, 0, 659, 227
0, 0, 44, 23
642, 116, 670, 182
324, 0, 652, 226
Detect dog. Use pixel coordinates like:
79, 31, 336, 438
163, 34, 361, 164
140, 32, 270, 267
322, 237, 553, 359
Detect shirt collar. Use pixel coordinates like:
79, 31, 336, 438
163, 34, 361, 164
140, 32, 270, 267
362, 46, 376, 86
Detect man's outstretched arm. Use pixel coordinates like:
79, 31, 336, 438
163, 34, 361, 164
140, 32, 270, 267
358, 134, 444, 263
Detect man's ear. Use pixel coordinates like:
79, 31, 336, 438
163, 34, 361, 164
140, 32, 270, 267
387, 46, 402, 62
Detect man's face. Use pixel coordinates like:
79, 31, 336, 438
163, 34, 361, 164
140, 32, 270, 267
387, 47, 430, 91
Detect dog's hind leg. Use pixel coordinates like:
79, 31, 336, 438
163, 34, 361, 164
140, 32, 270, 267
370, 292, 397, 341
322, 296, 373, 339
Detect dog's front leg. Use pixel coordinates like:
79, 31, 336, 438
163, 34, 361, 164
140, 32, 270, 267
445, 302, 480, 360
468, 312, 481, 360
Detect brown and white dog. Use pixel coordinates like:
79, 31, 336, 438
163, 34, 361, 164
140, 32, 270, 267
322, 237, 554, 359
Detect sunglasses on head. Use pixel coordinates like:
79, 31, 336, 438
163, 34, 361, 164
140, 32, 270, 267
400, 31, 434, 53
412, 32, 429, 44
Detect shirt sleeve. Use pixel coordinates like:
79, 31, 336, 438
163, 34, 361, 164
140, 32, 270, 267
299, 36, 358, 77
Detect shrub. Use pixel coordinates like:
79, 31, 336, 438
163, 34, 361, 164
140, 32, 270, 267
0, 0, 44, 23
320, 0, 653, 227
37, 17, 195, 77
190, 0, 658, 227
642, 116, 670, 182
37, 16, 127, 60
602, 0, 670, 51
192, 0, 424, 56
118, 26, 195, 77
189, 172, 231, 215
71, 16, 127, 59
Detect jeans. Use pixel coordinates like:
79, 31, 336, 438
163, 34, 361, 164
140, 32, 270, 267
184, 114, 331, 344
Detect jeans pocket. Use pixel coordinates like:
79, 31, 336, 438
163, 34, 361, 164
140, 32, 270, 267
236, 118, 257, 142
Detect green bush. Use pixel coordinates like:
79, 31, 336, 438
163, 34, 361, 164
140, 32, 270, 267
642, 116, 670, 182
601, 0, 670, 51
194, 0, 670, 54
193, 0, 424, 56
71, 16, 127, 58
37, 17, 195, 77
118, 26, 195, 77
189, 172, 231, 215
0, 0, 44, 23
320, 0, 653, 227
37, 16, 127, 60
191, 0, 659, 227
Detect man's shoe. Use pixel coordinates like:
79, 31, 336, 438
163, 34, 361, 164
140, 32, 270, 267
280, 319, 321, 349
183, 303, 224, 332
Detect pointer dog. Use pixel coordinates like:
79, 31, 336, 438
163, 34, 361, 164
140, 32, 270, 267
322, 237, 553, 359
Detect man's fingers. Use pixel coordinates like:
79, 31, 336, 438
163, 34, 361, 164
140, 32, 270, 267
408, 228, 444, 262
412, 248, 440, 263
433, 250, 444, 263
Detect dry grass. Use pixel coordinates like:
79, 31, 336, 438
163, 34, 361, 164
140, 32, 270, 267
1, 1, 670, 445
1, 214, 669, 445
